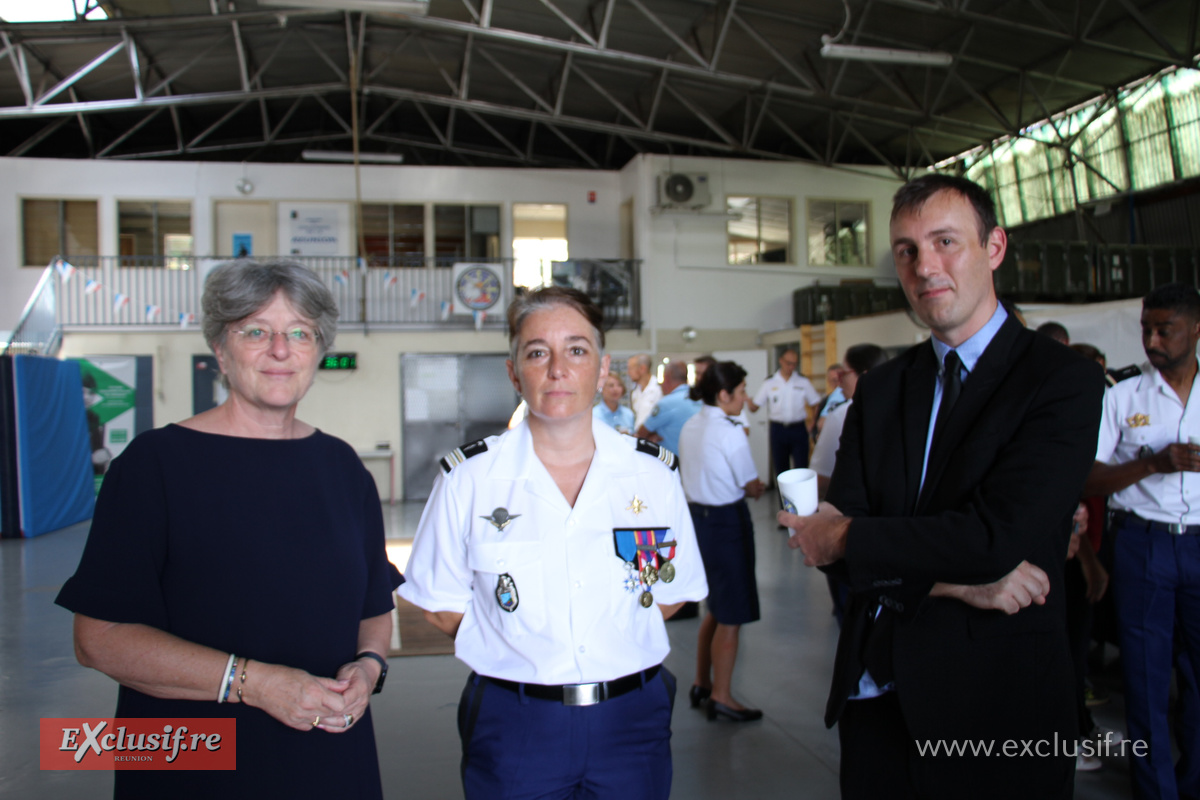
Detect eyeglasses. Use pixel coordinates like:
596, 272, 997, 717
230, 325, 321, 350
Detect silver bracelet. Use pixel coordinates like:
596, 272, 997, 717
217, 652, 236, 703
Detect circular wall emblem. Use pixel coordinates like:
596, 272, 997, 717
455, 266, 502, 311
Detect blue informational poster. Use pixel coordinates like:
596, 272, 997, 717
232, 233, 253, 257
13, 356, 95, 536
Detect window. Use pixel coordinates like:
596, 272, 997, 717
512, 203, 568, 287
807, 200, 869, 266
22, 198, 98, 266
118, 200, 193, 268
434, 204, 500, 264
362, 203, 424, 266
727, 196, 791, 265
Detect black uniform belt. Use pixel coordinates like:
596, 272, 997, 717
770, 420, 806, 428
1112, 510, 1200, 536
484, 665, 660, 706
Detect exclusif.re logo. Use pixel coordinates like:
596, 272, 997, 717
40, 718, 236, 771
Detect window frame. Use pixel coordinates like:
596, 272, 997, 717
806, 198, 871, 268
21, 197, 99, 267
116, 199, 194, 268
726, 195, 793, 266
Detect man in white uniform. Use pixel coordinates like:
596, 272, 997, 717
1084, 282, 1200, 800
747, 348, 821, 481
628, 353, 662, 433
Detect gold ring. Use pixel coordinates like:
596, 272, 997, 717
344, 713, 353, 727
311, 716, 320, 728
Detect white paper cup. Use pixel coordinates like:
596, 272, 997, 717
777, 468, 819, 516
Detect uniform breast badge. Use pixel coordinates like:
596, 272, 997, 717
626, 495, 647, 515
481, 507, 520, 531
1126, 413, 1150, 428
613, 528, 677, 608
496, 573, 519, 612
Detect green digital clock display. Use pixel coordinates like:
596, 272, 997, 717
319, 353, 357, 371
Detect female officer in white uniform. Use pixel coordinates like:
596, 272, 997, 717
398, 286, 707, 800
678, 360, 765, 722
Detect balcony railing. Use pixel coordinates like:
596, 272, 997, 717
3, 264, 60, 356
47, 256, 642, 332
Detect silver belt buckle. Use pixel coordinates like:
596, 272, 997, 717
562, 682, 602, 706
1169, 523, 1186, 535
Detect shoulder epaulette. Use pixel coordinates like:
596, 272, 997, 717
1106, 364, 1141, 386
636, 438, 678, 471
439, 439, 489, 473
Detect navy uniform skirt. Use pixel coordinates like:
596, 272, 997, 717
688, 499, 760, 625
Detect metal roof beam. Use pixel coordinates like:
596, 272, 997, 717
571, 64, 643, 128
544, 122, 599, 168
535, 0, 598, 47
188, 99, 250, 148
35, 38, 124, 106
2, 32, 33, 105
464, 108, 526, 160
7, 115, 71, 156
97, 107, 164, 157
476, 46, 555, 114
710, 0, 737, 73
663, 82, 738, 146
624, 0, 709, 68
730, 12, 816, 91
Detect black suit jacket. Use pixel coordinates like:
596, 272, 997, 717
824, 312, 1104, 743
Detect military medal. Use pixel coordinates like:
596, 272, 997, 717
495, 573, 519, 612
614, 527, 677, 608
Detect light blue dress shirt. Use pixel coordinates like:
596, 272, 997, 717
593, 402, 635, 435
642, 384, 702, 455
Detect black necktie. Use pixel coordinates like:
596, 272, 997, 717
932, 350, 962, 444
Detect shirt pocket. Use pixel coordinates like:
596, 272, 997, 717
467, 541, 546, 636
1115, 423, 1170, 463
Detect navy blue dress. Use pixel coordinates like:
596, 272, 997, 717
56, 424, 402, 799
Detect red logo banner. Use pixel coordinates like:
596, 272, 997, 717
40, 718, 236, 770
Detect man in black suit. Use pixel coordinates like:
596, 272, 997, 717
781, 174, 1104, 799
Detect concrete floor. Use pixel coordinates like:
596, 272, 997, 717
1, 498, 1136, 798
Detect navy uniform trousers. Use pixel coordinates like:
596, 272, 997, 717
768, 420, 809, 478
1112, 514, 1200, 799
458, 668, 677, 800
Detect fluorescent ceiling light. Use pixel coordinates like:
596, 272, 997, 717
0, 0, 106, 22
258, 0, 429, 13
301, 150, 405, 164
820, 42, 953, 67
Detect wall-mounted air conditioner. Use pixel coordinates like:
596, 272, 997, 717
657, 172, 711, 210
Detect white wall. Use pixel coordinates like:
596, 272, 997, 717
0, 157, 622, 325
623, 154, 903, 339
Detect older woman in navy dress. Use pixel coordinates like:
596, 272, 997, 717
678, 360, 766, 721
56, 260, 401, 798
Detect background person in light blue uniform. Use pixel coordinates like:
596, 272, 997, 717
593, 373, 635, 434
638, 361, 701, 456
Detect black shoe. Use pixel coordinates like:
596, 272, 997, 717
706, 701, 763, 722
688, 685, 711, 708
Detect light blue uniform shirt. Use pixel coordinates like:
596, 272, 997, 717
853, 302, 1008, 701
593, 402, 635, 435
642, 384, 702, 456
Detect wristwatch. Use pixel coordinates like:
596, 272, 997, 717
356, 651, 388, 694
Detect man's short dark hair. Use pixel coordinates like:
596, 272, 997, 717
1036, 321, 1069, 344
891, 174, 999, 245
1143, 283, 1200, 320
844, 344, 888, 376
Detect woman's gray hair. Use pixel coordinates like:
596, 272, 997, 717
506, 286, 605, 363
202, 259, 339, 354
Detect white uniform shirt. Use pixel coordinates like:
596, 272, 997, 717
1095, 358, 1200, 525
752, 371, 821, 424
678, 405, 759, 506
399, 418, 707, 684
810, 399, 851, 478
631, 378, 662, 432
